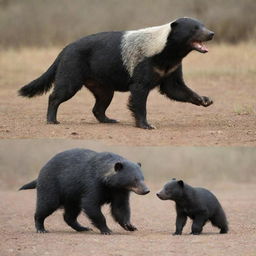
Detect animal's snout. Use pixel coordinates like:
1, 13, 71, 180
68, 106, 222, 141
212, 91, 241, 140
130, 182, 150, 195
200, 28, 215, 42
141, 188, 150, 195
208, 31, 214, 40
135, 187, 150, 195
156, 192, 163, 199
138, 183, 150, 195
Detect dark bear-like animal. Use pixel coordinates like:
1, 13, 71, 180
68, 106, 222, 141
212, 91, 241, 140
18, 17, 214, 129
157, 179, 228, 235
19, 149, 150, 234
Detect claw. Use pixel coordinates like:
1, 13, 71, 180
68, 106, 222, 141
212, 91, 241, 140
123, 223, 137, 231
201, 96, 213, 107
37, 229, 49, 233
101, 229, 112, 235
137, 122, 156, 130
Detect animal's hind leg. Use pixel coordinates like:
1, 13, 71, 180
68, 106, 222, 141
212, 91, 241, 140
47, 57, 86, 124
63, 204, 92, 232
34, 194, 59, 233
47, 82, 83, 124
210, 211, 228, 234
87, 84, 117, 123
191, 216, 207, 235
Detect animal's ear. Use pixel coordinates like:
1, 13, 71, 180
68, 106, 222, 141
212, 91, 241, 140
114, 162, 123, 172
178, 180, 184, 187
171, 21, 178, 29
137, 162, 141, 167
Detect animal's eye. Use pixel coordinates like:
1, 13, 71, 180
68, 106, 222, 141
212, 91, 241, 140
194, 25, 199, 30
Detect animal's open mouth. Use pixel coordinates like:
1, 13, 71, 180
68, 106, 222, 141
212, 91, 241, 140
191, 41, 208, 53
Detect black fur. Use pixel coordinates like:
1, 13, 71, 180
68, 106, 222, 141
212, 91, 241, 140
19, 180, 37, 190
157, 179, 228, 235
18, 17, 214, 128
19, 148, 150, 234
18, 55, 61, 98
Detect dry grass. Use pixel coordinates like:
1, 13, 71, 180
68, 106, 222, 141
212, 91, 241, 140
184, 43, 256, 78
0, 0, 256, 47
233, 104, 255, 116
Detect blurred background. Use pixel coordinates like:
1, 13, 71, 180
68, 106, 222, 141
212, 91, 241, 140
1, 139, 255, 190
0, 0, 256, 48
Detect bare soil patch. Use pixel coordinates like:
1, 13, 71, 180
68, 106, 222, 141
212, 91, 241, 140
1, 183, 256, 256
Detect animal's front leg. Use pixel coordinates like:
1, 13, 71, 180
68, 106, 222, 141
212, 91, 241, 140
111, 193, 137, 231
160, 66, 213, 107
82, 201, 112, 235
161, 80, 213, 107
128, 85, 155, 129
173, 213, 187, 235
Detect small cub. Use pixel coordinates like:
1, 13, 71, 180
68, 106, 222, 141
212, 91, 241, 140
157, 179, 228, 235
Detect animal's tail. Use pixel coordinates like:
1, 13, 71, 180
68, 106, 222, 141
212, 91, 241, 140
19, 180, 37, 190
18, 54, 61, 97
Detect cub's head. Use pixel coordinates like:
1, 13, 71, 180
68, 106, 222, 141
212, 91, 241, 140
156, 178, 185, 201
105, 161, 150, 195
169, 17, 214, 54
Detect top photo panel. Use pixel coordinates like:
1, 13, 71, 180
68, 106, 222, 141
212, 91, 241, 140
0, 0, 255, 146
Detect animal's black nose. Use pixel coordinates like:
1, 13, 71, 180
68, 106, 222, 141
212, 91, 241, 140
143, 189, 150, 195
209, 31, 214, 38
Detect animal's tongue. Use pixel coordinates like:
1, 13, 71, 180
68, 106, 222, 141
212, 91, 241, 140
192, 41, 208, 53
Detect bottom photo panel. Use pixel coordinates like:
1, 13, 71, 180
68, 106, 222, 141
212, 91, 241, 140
1, 139, 255, 256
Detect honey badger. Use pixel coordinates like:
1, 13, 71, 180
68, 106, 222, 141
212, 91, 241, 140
19, 17, 214, 129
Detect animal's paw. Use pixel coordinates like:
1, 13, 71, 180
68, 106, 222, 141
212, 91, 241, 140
190, 231, 201, 235
220, 229, 228, 234
100, 228, 112, 235
36, 229, 49, 233
76, 226, 93, 232
200, 96, 213, 107
47, 120, 60, 124
172, 232, 182, 236
137, 122, 156, 130
101, 117, 118, 123
123, 223, 138, 231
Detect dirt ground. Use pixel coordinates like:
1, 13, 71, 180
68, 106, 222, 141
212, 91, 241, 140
0, 44, 256, 145
1, 183, 256, 256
